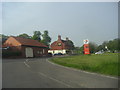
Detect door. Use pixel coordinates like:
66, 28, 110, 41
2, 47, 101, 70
25, 47, 33, 57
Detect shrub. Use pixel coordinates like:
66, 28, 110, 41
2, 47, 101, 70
2, 51, 22, 58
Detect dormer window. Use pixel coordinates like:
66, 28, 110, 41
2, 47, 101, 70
58, 43, 62, 46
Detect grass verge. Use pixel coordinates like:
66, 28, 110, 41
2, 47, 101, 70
50, 53, 119, 76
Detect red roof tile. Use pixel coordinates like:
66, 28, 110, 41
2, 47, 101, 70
10, 37, 48, 48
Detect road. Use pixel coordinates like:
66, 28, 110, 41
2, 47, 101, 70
2, 58, 118, 88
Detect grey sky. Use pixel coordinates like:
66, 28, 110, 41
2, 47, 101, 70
1, 2, 118, 47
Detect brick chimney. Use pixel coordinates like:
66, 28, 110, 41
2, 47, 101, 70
58, 35, 61, 40
66, 37, 69, 41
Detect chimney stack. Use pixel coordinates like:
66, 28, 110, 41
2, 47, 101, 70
58, 35, 61, 40
66, 37, 69, 41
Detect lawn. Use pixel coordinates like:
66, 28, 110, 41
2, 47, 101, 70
50, 53, 119, 76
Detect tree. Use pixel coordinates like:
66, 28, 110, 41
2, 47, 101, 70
101, 41, 109, 51
107, 39, 119, 52
32, 31, 41, 42
118, 39, 120, 51
79, 45, 84, 54
96, 38, 120, 52
67, 40, 75, 50
18, 33, 31, 39
89, 42, 98, 53
96, 45, 103, 51
0, 34, 9, 43
41, 30, 51, 46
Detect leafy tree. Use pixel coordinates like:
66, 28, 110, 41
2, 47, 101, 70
0, 34, 9, 43
41, 30, 51, 46
18, 33, 31, 39
96, 38, 120, 52
107, 38, 119, 52
32, 31, 41, 42
96, 45, 103, 51
118, 39, 120, 51
66, 39, 75, 50
79, 42, 98, 54
79, 45, 84, 54
89, 42, 98, 53
102, 41, 109, 51
72, 47, 81, 54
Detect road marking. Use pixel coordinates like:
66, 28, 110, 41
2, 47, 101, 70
46, 59, 118, 80
38, 72, 72, 88
26, 59, 29, 62
23, 59, 72, 87
24, 61, 30, 68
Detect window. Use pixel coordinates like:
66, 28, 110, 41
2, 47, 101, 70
43, 49, 45, 54
37, 51, 40, 54
40, 51, 42, 54
37, 51, 42, 54
58, 43, 62, 46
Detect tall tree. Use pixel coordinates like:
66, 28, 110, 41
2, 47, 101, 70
107, 39, 119, 52
67, 40, 75, 50
32, 31, 41, 42
79, 45, 84, 54
96, 45, 103, 51
18, 33, 31, 39
0, 34, 8, 43
102, 41, 109, 51
41, 30, 51, 46
96, 38, 120, 52
89, 42, 98, 53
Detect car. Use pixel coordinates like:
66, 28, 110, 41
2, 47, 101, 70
54, 53, 63, 56
95, 51, 104, 54
47, 53, 52, 57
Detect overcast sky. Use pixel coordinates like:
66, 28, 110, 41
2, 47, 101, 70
1, 2, 118, 47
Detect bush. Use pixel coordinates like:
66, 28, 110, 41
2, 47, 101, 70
2, 51, 22, 58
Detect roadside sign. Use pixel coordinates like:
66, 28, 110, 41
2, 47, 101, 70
83, 39, 90, 55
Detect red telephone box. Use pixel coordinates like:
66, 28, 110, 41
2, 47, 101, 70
83, 39, 90, 54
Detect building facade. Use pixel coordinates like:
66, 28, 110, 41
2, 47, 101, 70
48, 35, 74, 55
2, 37, 48, 58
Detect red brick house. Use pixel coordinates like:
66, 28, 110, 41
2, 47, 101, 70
2, 36, 48, 58
48, 35, 74, 55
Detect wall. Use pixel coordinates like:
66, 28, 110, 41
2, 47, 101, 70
50, 41, 65, 50
21, 46, 48, 58
2, 46, 48, 58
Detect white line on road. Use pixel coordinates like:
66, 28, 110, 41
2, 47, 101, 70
26, 59, 29, 62
24, 61, 30, 68
23, 59, 72, 88
47, 59, 118, 80
38, 72, 72, 88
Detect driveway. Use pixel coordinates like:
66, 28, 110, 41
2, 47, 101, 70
2, 58, 118, 88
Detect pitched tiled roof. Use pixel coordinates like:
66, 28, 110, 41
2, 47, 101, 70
12, 37, 48, 48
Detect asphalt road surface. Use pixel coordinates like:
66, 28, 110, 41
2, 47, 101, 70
2, 58, 118, 88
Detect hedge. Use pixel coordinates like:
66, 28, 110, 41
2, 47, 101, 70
2, 51, 22, 58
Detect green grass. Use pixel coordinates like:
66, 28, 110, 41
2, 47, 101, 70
50, 53, 119, 76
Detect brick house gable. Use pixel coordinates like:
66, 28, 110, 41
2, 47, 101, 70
3, 37, 48, 58
3, 36, 48, 48
50, 35, 72, 50
48, 35, 74, 55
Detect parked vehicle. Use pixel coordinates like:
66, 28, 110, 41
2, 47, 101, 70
47, 53, 52, 57
95, 51, 104, 54
54, 53, 63, 56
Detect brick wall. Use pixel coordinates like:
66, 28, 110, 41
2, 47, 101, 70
21, 46, 48, 58
3, 46, 48, 58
